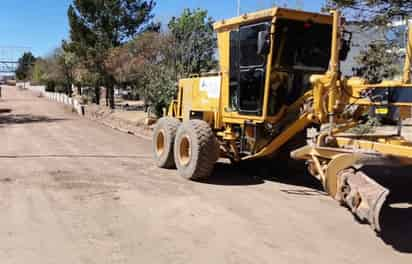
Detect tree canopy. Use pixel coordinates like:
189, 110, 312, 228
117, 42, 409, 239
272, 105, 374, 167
15, 52, 36, 81
353, 40, 401, 82
168, 8, 217, 77
31, 48, 78, 95
66, 0, 157, 107
326, 0, 410, 82
106, 8, 217, 115
18, 5, 217, 116
325, 0, 412, 27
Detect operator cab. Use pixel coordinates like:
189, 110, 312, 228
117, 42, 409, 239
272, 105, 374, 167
268, 19, 332, 115
226, 10, 334, 118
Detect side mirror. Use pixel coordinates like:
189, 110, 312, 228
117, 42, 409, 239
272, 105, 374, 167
257, 30, 270, 55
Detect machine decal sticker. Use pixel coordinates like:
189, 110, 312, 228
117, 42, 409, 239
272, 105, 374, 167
200, 76, 221, 99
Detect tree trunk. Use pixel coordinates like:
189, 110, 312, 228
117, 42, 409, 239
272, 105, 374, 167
109, 85, 115, 109
77, 86, 82, 96
105, 87, 109, 107
94, 85, 100, 105
67, 83, 73, 97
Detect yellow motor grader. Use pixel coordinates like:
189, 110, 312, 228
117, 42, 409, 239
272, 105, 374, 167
152, 7, 412, 231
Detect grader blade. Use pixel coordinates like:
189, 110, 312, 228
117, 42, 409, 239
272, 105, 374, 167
338, 169, 389, 232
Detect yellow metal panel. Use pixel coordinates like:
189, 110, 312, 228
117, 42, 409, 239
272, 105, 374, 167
193, 77, 221, 111
243, 113, 312, 160
214, 8, 276, 31
216, 28, 268, 124
221, 116, 264, 124
217, 30, 230, 74
346, 80, 412, 108
214, 7, 333, 31
261, 17, 277, 120
276, 8, 333, 24
179, 77, 221, 122
180, 79, 194, 121
336, 137, 412, 159
217, 30, 230, 129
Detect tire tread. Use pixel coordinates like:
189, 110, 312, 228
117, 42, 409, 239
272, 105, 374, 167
175, 120, 219, 180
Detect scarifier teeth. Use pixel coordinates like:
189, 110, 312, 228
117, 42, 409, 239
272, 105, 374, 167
338, 170, 389, 232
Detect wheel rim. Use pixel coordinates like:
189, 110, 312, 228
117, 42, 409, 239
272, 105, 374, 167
155, 130, 165, 157
179, 135, 191, 166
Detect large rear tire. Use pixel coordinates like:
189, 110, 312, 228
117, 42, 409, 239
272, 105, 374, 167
152, 117, 180, 169
174, 120, 219, 180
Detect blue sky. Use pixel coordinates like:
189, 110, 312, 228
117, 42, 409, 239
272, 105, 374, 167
0, 0, 324, 59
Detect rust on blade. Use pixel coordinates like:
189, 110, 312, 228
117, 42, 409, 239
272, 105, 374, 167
338, 169, 389, 232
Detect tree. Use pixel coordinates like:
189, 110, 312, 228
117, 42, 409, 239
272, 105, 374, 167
30, 47, 79, 95
58, 44, 78, 96
168, 9, 217, 78
15, 52, 36, 81
73, 65, 101, 101
31, 59, 46, 85
106, 32, 176, 115
354, 40, 401, 82
104, 9, 218, 116
324, 1, 412, 27
66, 0, 157, 108
325, 0, 410, 82
30, 54, 60, 92
104, 9, 217, 116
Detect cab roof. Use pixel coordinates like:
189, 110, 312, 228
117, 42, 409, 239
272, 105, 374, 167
213, 7, 333, 31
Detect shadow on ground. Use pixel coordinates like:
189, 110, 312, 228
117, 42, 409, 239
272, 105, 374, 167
1, 98, 42, 103
201, 159, 323, 190
362, 166, 412, 253
199, 162, 265, 186
0, 114, 66, 125
203, 161, 412, 253
0, 108, 12, 114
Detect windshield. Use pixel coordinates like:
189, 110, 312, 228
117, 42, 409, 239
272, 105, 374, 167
272, 19, 332, 72
239, 23, 269, 67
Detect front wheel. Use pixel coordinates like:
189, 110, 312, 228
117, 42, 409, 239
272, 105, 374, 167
174, 120, 219, 180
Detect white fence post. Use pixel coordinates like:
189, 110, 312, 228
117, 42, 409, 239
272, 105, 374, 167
17, 83, 85, 116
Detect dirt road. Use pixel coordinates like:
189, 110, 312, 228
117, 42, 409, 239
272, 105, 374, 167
0, 86, 411, 264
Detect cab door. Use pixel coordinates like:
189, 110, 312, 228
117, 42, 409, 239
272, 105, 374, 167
229, 22, 270, 116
